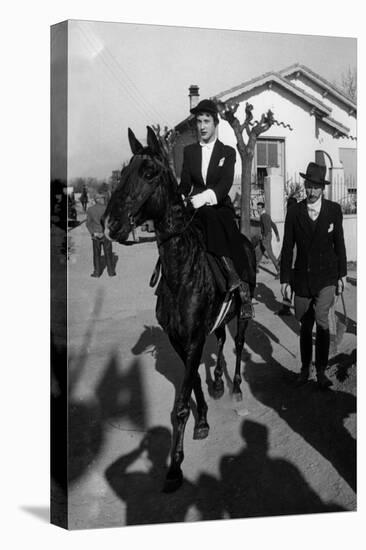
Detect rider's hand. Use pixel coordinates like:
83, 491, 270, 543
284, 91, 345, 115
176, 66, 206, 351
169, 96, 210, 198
190, 189, 217, 209
190, 193, 208, 209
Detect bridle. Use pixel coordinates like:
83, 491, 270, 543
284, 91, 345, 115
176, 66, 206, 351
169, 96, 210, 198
124, 153, 198, 247
126, 154, 167, 232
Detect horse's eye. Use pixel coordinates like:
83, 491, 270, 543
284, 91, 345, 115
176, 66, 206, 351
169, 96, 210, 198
145, 170, 155, 180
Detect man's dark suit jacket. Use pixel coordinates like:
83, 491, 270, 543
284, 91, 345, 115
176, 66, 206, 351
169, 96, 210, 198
179, 140, 236, 207
280, 198, 347, 297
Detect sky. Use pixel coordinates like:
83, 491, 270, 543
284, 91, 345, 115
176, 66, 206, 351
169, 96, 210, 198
53, 19, 356, 181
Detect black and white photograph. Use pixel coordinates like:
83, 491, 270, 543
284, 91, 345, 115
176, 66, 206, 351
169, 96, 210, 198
51, 18, 357, 530
3, 2, 364, 548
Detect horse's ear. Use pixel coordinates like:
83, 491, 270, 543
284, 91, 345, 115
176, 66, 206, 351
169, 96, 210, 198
146, 126, 161, 156
128, 128, 144, 154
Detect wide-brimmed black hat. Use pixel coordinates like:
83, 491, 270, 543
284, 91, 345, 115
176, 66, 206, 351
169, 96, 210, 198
299, 162, 330, 185
190, 99, 218, 116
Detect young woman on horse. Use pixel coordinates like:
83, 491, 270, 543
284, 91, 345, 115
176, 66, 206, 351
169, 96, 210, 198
179, 99, 247, 294
104, 124, 256, 490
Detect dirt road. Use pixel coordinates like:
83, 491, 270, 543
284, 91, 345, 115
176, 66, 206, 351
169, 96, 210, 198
64, 214, 356, 529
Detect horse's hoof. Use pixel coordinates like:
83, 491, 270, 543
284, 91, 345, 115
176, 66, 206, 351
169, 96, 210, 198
212, 381, 224, 399
163, 472, 183, 493
232, 390, 243, 402
193, 423, 209, 440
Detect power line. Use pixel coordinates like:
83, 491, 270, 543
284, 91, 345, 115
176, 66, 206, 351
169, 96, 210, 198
80, 23, 167, 125
90, 29, 167, 123
78, 25, 154, 124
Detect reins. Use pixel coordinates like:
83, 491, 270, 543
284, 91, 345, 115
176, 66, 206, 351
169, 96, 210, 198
157, 207, 198, 247
149, 206, 199, 288
127, 175, 161, 232
126, 153, 198, 247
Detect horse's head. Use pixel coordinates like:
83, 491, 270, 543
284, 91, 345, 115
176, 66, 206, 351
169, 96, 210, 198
104, 126, 172, 243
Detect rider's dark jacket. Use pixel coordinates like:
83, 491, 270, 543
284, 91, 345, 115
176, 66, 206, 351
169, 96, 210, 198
179, 140, 236, 207
179, 140, 246, 275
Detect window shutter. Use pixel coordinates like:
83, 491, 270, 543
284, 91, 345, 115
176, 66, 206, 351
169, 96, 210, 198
257, 142, 267, 166
268, 142, 278, 166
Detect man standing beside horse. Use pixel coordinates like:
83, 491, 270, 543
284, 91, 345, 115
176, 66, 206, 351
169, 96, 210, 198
280, 162, 347, 389
179, 99, 253, 316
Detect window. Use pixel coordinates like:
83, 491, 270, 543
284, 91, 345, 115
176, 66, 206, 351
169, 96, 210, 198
256, 140, 279, 167
254, 139, 284, 187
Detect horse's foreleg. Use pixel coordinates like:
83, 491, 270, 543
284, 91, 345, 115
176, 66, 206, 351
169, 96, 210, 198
233, 318, 249, 401
192, 372, 209, 440
164, 341, 204, 493
213, 325, 226, 399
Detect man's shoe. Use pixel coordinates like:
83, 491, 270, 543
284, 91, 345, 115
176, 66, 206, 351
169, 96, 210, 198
316, 370, 333, 389
295, 366, 310, 386
90, 272, 100, 278
108, 272, 116, 277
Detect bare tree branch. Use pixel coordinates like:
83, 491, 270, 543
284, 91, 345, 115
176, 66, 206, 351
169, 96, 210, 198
152, 124, 178, 176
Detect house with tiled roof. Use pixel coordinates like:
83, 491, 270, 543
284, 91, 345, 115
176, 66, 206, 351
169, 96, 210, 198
173, 64, 357, 259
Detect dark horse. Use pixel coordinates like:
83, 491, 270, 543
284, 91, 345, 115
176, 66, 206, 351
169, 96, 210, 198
104, 127, 256, 491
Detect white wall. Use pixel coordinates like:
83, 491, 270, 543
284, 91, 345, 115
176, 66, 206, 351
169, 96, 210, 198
287, 74, 357, 138
217, 85, 326, 182
343, 215, 357, 262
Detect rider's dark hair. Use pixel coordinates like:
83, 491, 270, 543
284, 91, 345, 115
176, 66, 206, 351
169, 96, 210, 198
194, 111, 219, 126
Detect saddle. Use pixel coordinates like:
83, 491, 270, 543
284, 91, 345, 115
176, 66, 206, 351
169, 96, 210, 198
149, 254, 253, 325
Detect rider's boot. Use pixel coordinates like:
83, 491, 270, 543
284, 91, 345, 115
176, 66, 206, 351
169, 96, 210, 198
221, 256, 241, 293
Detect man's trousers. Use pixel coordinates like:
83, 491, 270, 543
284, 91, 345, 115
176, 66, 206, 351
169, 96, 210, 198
294, 285, 336, 370
92, 236, 115, 276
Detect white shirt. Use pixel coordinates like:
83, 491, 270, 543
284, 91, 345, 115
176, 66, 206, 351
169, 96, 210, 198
200, 139, 217, 184
307, 195, 322, 221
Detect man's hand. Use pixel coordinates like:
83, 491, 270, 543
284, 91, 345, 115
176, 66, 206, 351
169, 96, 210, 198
336, 277, 346, 295
281, 283, 291, 301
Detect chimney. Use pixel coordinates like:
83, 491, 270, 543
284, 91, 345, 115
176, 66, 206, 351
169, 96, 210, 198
189, 85, 199, 111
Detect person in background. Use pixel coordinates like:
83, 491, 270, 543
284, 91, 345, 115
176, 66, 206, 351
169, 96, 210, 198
257, 201, 280, 279
276, 196, 297, 316
80, 185, 89, 212
86, 192, 116, 278
280, 162, 347, 389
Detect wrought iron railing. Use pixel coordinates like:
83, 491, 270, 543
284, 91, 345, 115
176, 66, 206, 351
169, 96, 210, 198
232, 172, 357, 217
